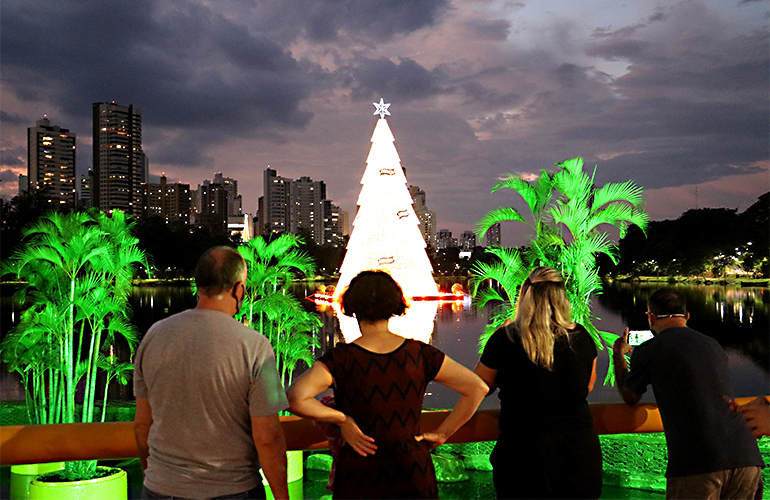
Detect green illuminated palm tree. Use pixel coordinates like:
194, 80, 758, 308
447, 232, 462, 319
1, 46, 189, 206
237, 235, 320, 386
237, 234, 315, 331
253, 293, 321, 385
472, 158, 648, 383
0, 209, 147, 480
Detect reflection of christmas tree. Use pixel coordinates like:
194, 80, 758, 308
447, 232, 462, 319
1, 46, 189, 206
336, 100, 439, 299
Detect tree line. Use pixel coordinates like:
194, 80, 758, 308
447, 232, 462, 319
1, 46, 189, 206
2, 190, 767, 281
603, 192, 768, 279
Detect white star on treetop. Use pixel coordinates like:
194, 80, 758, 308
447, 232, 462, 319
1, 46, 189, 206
373, 98, 391, 119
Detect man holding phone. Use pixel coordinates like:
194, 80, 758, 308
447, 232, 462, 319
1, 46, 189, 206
612, 288, 764, 499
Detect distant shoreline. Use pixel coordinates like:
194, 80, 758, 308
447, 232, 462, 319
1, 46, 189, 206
1, 275, 767, 288
603, 276, 769, 287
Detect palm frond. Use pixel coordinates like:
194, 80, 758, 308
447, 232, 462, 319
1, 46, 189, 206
592, 180, 644, 209
476, 207, 527, 240
491, 175, 541, 215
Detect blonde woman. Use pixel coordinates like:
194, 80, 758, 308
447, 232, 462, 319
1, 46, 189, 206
474, 267, 602, 499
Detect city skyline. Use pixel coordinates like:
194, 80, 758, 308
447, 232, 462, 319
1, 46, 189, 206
1, 0, 767, 247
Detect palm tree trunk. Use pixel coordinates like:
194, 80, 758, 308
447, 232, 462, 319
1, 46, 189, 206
28, 371, 39, 424
100, 375, 111, 423
84, 320, 104, 423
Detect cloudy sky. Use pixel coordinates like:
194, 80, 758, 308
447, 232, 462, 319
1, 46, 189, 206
2, 0, 767, 246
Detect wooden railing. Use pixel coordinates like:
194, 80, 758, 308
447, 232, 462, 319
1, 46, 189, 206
0, 398, 759, 466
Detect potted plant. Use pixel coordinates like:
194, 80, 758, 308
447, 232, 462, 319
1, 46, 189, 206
1, 209, 148, 499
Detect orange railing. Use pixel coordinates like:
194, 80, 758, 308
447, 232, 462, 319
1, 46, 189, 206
0, 398, 760, 466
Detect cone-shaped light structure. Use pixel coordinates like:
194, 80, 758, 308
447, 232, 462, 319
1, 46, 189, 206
335, 103, 439, 302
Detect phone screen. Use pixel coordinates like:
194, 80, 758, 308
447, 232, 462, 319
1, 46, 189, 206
628, 330, 654, 346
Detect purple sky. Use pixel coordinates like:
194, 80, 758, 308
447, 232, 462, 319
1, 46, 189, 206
1, 0, 767, 247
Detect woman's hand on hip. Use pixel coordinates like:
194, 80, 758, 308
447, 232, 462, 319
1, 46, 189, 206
339, 415, 377, 456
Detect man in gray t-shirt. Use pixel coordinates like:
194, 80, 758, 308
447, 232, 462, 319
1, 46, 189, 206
134, 246, 290, 499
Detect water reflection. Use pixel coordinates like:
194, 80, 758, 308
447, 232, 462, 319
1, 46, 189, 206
1, 282, 767, 406
596, 281, 769, 372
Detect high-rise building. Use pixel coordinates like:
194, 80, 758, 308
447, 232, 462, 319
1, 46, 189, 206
199, 181, 229, 221
93, 102, 144, 215
259, 167, 341, 244
256, 197, 264, 236
27, 117, 76, 207
261, 167, 291, 236
18, 174, 28, 196
290, 176, 326, 245
340, 210, 350, 237
189, 187, 202, 214
409, 185, 437, 247
190, 172, 241, 230
323, 201, 343, 245
144, 175, 191, 224
484, 222, 501, 247
79, 170, 93, 208
213, 172, 242, 216
437, 229, 458, 249
460, 230, 477, 250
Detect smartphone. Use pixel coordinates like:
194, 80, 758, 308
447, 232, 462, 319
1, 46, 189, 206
627, 330, 654, 346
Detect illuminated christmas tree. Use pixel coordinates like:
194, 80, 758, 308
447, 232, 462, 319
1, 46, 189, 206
336, 99, 439, 301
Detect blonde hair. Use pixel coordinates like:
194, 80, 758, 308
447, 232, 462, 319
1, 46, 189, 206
511, 267, 575, 370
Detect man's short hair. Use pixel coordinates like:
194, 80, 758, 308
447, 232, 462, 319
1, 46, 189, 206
194, 246, 246, 297
647, 288, 687, 316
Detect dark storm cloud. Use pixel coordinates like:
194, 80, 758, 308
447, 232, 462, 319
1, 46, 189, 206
567, 8, 770, 192
461, 18, 512, 41
1, 0, 316, 157
0, 147, 25, 167
566, 99, 767, 143
0, 111, 27, 127
346, 57, 447, 102
0, 0, 457, 169
254, 0, 451, 42
0, 169, 21, 183
460, 81, 522, 109
593, 142, 766, 193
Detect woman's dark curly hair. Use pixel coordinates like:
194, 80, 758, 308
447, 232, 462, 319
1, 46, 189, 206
341, 270, 408, 321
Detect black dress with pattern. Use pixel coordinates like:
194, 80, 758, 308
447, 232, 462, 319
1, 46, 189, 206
319, 339, 445, 499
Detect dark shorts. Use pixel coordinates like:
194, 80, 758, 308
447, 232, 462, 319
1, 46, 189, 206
142, 485, 267, 500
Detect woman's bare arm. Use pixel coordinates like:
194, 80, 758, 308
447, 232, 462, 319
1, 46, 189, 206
286, 361, 377, 456
588, 357, 597, 392
415, 356, 488, 448
473, 360, 498, 394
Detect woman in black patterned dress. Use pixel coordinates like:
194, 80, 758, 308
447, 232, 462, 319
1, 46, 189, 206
288, 270, 487, 499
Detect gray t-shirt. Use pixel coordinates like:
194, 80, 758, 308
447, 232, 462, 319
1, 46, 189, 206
134, 308, 289, 499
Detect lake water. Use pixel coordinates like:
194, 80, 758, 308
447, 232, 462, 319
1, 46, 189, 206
1, 280, 768, 410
